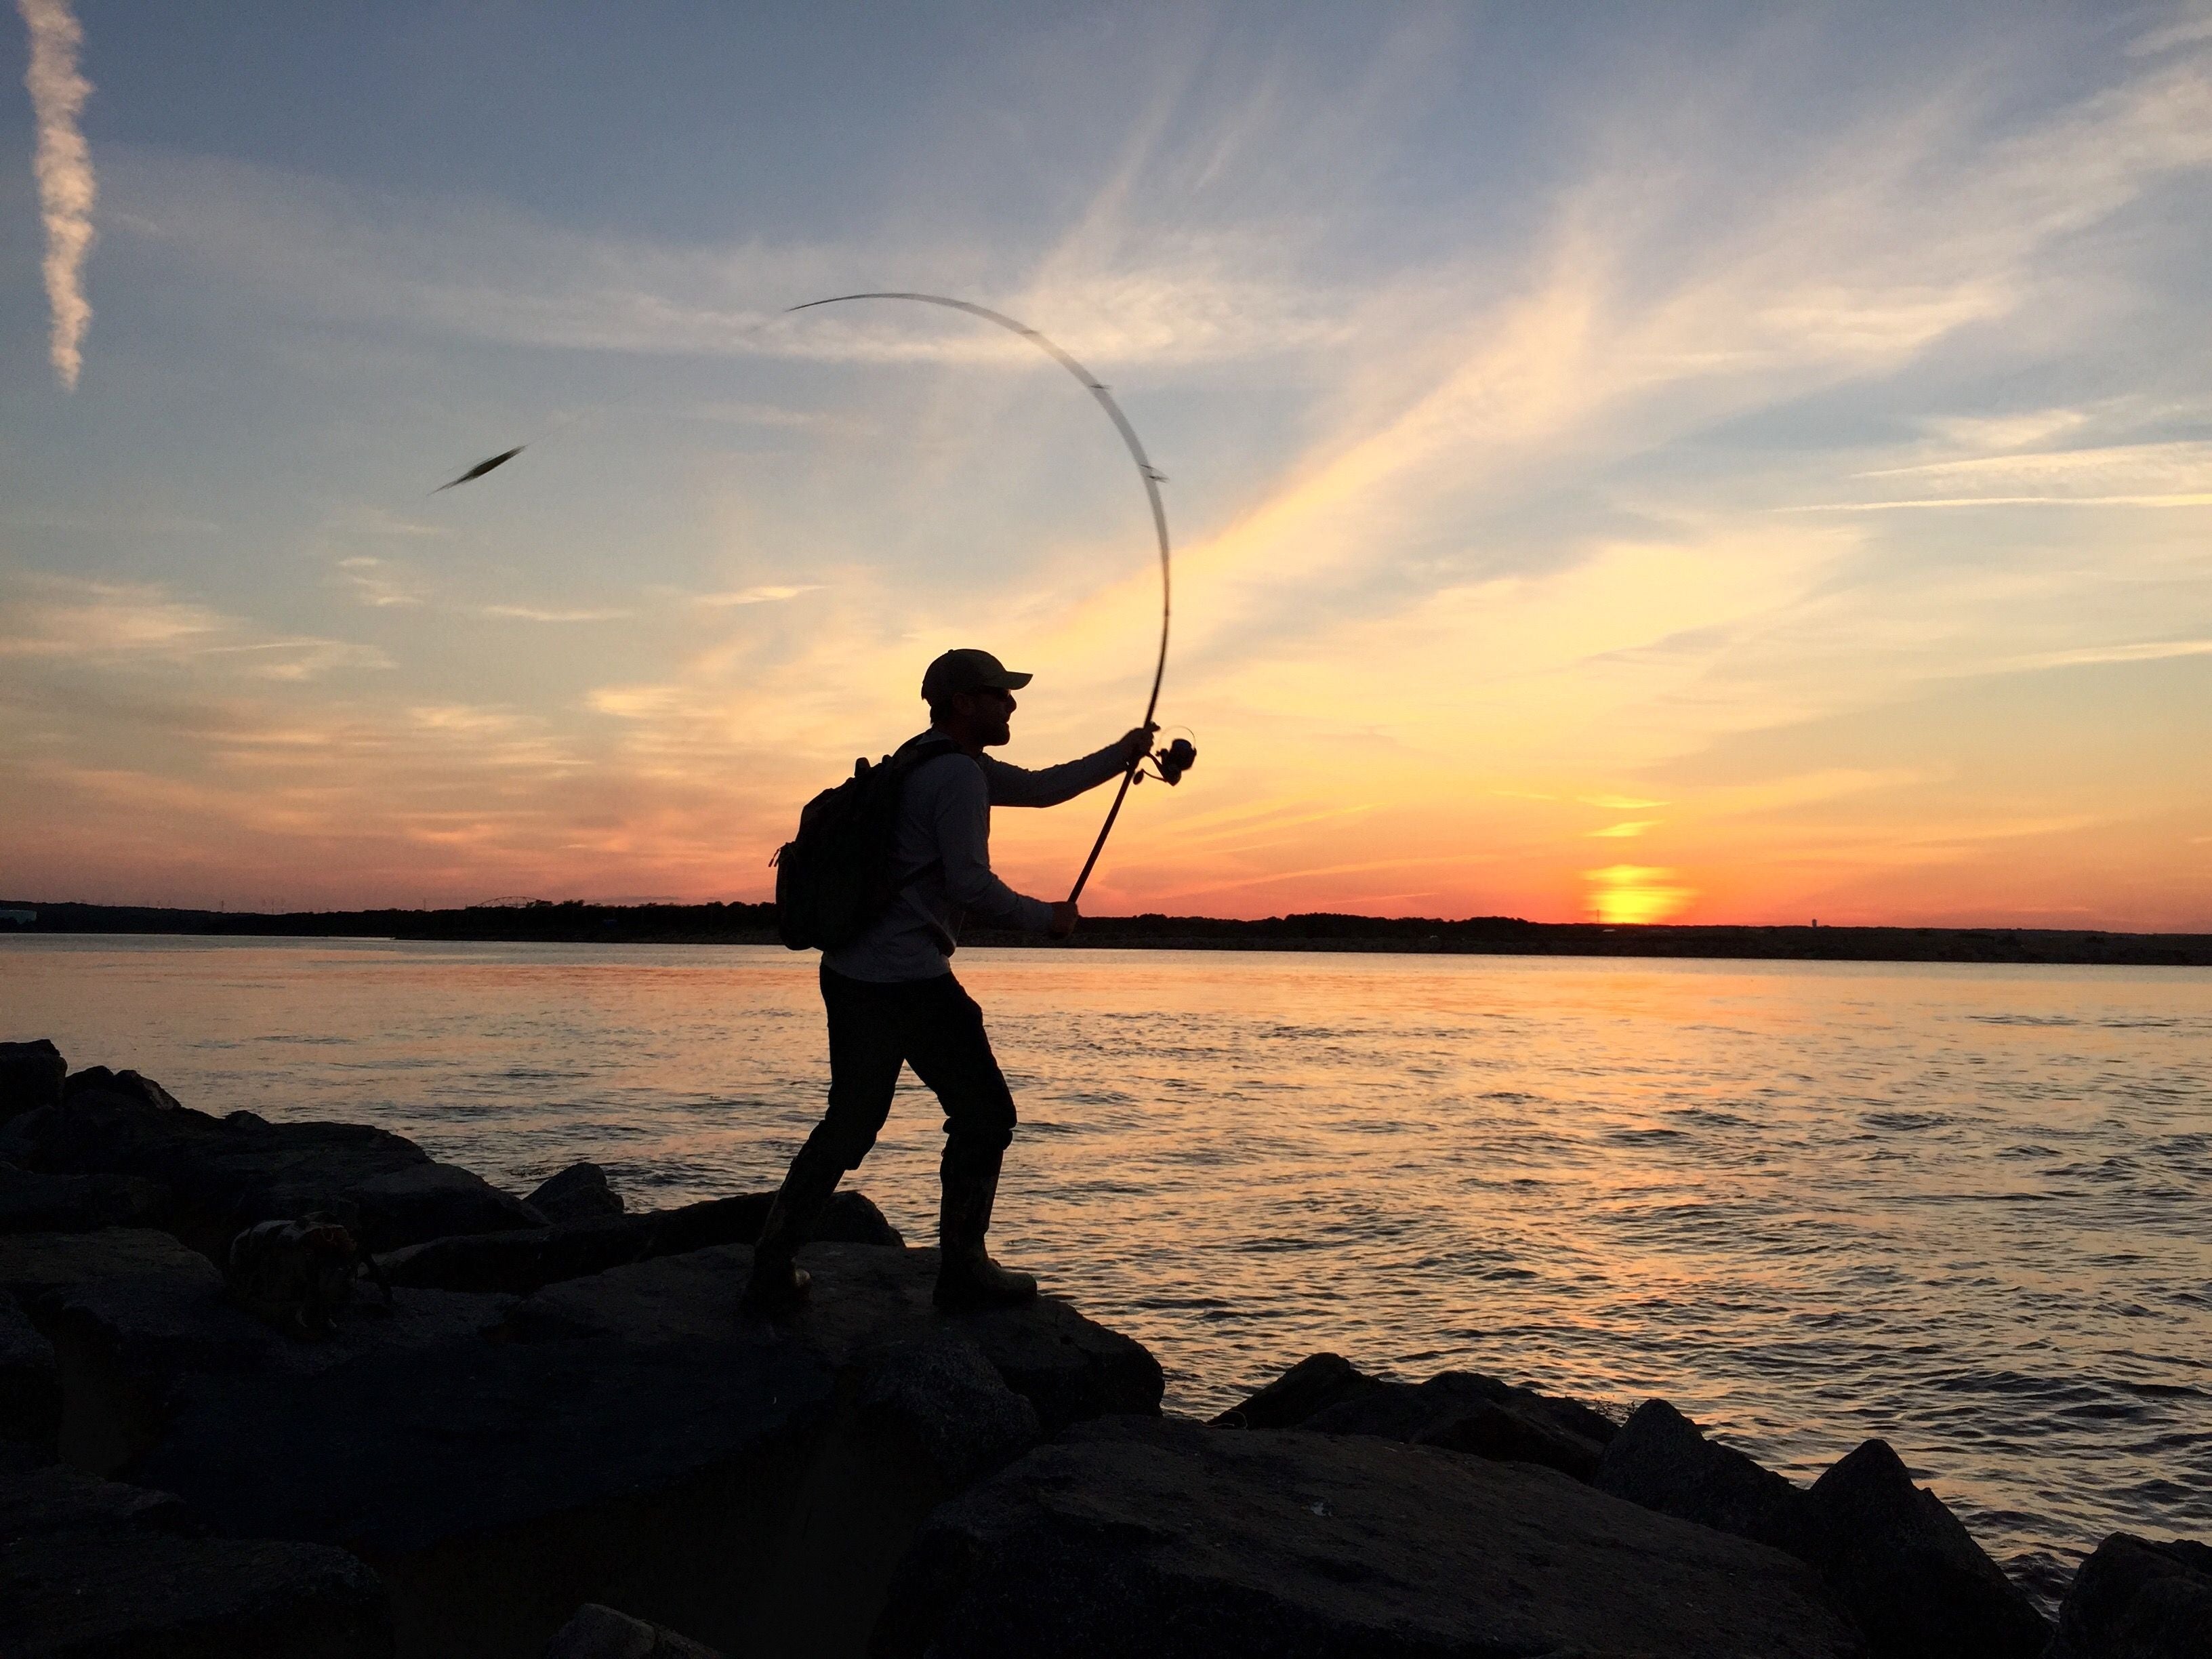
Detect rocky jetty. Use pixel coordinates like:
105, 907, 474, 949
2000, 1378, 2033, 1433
1, 1037, 2202, 1658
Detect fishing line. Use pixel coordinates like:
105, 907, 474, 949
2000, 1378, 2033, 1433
788, 291, 1183, 904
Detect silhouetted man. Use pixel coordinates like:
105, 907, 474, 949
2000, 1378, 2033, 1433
744, 648, 1153, 1315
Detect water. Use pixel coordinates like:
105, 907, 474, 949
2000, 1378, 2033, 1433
5, 935, 2208, 1597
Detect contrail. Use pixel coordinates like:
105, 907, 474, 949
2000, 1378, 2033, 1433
18, 0, 96, 390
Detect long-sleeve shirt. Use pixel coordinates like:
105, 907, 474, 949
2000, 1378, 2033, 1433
821, 732, 1130, 983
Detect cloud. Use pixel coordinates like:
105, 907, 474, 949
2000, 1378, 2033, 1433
1791, 494, 2212, 510
1996, 638, 2212, 672
477, 605, 634, 623
0, 574, 385, 678
103, 150, 1351, 371
335, 556, 429, 609
0, 577, 220, 657
17, 0, 96, 390
691, 584, 824, 608
1856, 441, 2212, 486
2131, 7, 2212, 56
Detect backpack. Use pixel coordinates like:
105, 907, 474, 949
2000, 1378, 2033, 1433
772, 735, 962, 950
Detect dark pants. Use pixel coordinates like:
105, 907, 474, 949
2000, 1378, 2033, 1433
789, 965, 1017, 1186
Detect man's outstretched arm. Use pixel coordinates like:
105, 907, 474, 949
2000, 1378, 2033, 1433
981, 726, 1155, 808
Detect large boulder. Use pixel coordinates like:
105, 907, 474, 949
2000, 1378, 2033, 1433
2047, 1532, 2212, 1658
1210, 1351, 1385, 1429
48, 1237, 1153, 1659
524, 1162, 623, 1225
852, 1334, 1042, 1492
0, 1040, 67, 1125
876, 1416, 1866, 1658
1594, 1397, 1810, 1556
510, 1242, 1160, 1436
0, 1163, 169, 1234
0, 1294, 59, 1454
1802, 1439, 2050, 1659
1213, 1351, 1616, 1482
0, 1227, 217, 1306
0, 1460, 392, 1658
378, 1189, 901, 1296
14, 1077, 540, 1255
64, 1066, 185, 1111
25, 1231, 506, 1477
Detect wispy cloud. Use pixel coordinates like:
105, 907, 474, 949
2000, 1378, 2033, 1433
691, 584, 823, 608
335, 556, 428, 609
17, 0, 96, 390
0, 577, 220, 657
477, 604, 634, 623
1791, 494, 2212, 510
104, 150, 1351, 371
0, 574, 384, 678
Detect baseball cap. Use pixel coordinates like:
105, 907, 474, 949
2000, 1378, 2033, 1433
921, 648, 1033, 703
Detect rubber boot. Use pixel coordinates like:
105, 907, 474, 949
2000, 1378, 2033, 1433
741, 1148, 842, 1319
933, 1148, 1038, 1313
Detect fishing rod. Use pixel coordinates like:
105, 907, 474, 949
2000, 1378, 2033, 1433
787, 291, 1193, 904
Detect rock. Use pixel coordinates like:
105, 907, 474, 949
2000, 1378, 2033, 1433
642, 1188, 903, 1252
1593, 1397, 1810, 1556
1210, 1351, 1384, 1429
1303, 1369, 1614, 1481
0, 1226, 218, 1307
0, 1040, 66, 1124
53, 1238, 1152, 1659
0, 1294, 59, 1454
513, 1242, 1160, 1435
344, 1162, 544, 1255
544, 1603, 722, 1658
853, 1334, 1042, 1491
378, 1189, 902, 1296
0, 1460, 392, 1658
526, 1162, 624, 1225
2047, 1532, 2212, 1658
1803, 1438, 2050, 1659
44, 1264, 510, 1477
64, 1065, 185, 1111
876, 1416, 1866, 1658
16, 1082, 539, 1255
1215, 1352, 1614, 1482
0, 1163, 170, 1234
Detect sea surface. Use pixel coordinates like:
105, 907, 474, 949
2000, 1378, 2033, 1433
5, 935, 2209, 1598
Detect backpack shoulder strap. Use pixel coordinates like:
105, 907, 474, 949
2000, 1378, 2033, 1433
889, 732, 965, 773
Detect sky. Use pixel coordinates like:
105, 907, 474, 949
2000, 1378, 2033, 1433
3, 2, 2211, 928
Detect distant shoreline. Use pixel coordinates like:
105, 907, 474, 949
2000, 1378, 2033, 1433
6, 897, 2210, 966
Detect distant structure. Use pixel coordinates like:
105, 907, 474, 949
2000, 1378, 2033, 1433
470, 897, 554, 910
0, 907, 35, 927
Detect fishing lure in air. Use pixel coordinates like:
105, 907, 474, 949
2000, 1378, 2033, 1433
790, 291, 1191, 903
433, 446, 526, 493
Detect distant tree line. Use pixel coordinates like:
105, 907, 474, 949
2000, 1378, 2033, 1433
5, 898, 2209, 965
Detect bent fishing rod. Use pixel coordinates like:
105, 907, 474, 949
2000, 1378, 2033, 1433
432, 293, 1195, 904
787, 292, 1192, 905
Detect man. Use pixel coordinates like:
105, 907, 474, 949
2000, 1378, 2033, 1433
743, 647, 1154, 1316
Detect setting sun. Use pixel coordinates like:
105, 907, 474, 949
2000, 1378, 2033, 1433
1584, 865, 1696, 926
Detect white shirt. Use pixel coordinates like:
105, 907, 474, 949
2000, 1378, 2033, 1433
821, 733, 1129, 983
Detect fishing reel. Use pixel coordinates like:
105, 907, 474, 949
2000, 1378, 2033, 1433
1136, 730, 1198, 786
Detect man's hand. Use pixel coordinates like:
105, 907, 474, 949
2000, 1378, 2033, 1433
1118, 722, 1160, 766
1049, 900, 1079, 939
